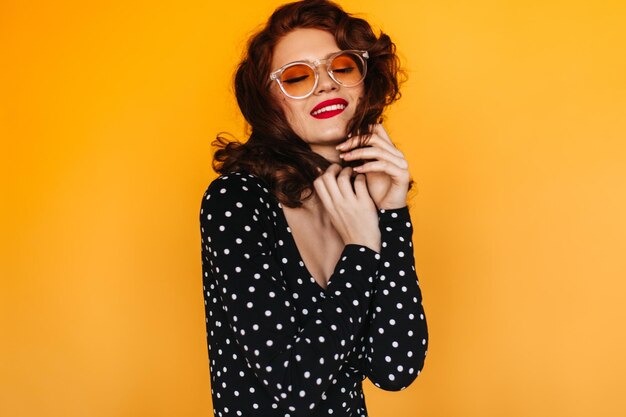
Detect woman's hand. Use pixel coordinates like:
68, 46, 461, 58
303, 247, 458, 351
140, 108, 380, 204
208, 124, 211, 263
337, 124, 410, 210
314, 164, 381, 253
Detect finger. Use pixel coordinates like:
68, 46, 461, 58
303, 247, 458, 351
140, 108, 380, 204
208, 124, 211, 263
340, 132, 404, 158
324, 163, 342, 175
320, 163, 344, 203
313, 176, 337, 216
370, 134, 405, 157
336, 166, 355, 199
342, 146, 408, 170
353, 173, 371, 201
372, 123, 393, 145
357, 133, 404, 157
354, 160, 410, 183
336, 134, 362, 152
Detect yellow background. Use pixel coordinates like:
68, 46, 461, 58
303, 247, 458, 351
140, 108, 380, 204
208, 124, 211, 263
2, 0, 625, 416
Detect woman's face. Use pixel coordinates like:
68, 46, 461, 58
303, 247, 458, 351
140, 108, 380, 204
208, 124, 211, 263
270, 28, 364, 161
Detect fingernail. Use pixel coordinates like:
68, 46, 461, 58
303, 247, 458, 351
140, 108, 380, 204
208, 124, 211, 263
336, 143, 345, 150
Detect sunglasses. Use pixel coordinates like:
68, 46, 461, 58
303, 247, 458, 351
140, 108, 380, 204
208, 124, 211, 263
269, 50, 369, 99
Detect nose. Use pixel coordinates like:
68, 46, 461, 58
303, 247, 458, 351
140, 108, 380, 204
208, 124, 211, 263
315, 67, 339, 95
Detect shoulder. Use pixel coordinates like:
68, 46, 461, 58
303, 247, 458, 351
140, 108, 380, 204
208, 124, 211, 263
200, 171, 278, 219
204, 170, 270, 197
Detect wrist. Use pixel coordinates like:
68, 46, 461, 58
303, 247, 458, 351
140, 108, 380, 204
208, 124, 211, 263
345, 234, 381, 254
377, 203, 407, 210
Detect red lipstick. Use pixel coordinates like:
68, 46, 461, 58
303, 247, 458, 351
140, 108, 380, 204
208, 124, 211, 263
310, 98, 348, 119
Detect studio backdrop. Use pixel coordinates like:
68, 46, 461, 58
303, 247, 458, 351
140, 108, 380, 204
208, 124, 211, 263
2, 1, 625, 416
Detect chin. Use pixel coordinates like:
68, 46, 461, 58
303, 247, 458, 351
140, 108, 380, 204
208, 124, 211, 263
297, 118, 352, 143
320, 123, 350, 138
316, 131, 346, 142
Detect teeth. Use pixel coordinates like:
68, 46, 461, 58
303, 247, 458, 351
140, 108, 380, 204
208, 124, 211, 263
312, 104, 346, 116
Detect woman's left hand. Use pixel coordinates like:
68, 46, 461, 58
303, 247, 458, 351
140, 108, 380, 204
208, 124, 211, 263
337, 124, 410, 210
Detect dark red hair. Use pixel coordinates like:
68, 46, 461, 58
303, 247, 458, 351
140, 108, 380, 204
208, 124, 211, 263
212, 0, 410, 207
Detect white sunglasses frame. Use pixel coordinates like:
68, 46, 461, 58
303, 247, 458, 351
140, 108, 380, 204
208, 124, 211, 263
269, 49, 369, 99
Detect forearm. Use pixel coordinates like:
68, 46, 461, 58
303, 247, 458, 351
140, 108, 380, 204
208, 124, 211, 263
361, 206, 429, 390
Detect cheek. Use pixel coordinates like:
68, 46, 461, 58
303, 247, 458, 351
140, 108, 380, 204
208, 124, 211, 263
281, 100, 307, 122
354, 87, 365, 104
269, 87, 309, 135
272, 94, 294, 122
351, 90, 365, 115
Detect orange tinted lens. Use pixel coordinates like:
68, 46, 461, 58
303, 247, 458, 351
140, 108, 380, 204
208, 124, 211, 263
280, 64, 315, 97
330, 53, 364, 85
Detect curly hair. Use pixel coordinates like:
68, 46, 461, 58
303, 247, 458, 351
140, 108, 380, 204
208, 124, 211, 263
212, 0, 409, 207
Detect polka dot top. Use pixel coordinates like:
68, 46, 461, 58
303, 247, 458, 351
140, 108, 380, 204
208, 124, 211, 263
199, 171, 428, 417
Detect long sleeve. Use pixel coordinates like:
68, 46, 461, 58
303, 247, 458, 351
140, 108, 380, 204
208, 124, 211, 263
360, 206, 429, 390
200, 174, 380, 416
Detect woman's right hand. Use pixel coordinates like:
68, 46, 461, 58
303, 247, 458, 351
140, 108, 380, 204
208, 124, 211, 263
313, 163, 381, 253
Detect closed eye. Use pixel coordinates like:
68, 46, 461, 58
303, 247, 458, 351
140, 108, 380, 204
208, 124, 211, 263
283, 75, 310, 84
333, 67, 355, 74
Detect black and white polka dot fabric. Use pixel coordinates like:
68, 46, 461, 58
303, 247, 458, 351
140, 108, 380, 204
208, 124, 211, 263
199, 171, 428, 417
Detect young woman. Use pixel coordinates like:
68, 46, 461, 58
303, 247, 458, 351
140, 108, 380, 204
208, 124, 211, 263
199, 1, 429, 415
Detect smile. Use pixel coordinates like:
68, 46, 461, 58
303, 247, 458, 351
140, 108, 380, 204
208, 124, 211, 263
310, 98, 348, 119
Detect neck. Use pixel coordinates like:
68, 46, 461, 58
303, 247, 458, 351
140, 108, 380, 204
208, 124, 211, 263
300, 190, 333, 228
309, 143, 342, 164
